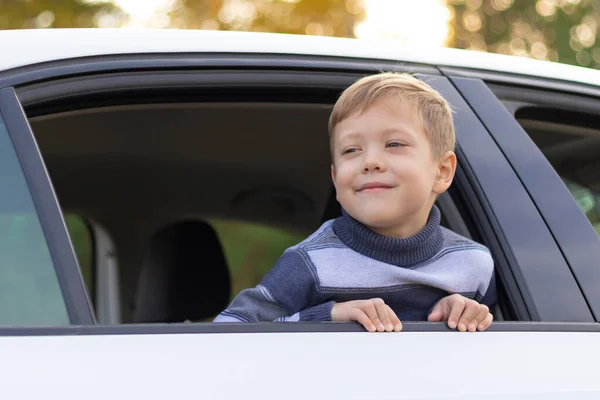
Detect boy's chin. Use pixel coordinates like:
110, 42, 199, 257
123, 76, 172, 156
353, 211, 403, 229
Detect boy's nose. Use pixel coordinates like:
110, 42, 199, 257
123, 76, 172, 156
362, 153, 385, 172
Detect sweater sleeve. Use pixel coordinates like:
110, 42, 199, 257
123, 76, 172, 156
213, 249, 331, 322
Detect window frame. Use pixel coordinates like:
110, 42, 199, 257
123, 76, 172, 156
0, 87, 95, 325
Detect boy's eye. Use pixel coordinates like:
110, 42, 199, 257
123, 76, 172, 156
342, 148, 359, 155
386, 141, 404, 148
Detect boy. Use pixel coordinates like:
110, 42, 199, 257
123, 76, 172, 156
214, 72, 496, 332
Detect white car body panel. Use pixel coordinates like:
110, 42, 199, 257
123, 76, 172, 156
3, 331, 599, 399
1, 29, 600, 87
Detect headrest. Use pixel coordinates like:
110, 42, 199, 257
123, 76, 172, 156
134, 220, 231, 323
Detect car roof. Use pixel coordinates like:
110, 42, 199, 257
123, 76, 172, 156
2, 28, 600, 87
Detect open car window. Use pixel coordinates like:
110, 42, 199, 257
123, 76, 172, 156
12, 64, 593, 329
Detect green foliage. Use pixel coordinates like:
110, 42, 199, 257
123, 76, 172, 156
0, 0, 126, 29
448, 0, 600, 68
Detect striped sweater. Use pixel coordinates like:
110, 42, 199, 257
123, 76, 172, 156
214, 205, 496, 323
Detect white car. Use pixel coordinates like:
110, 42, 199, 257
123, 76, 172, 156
0, 29, 599, 399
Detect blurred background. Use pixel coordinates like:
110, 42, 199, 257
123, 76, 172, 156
2, 0, 599, 69
3, 0, 600, 307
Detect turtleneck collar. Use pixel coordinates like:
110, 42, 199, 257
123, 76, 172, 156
332, 205, 444, 268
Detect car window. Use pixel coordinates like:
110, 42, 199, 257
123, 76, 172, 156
0, 116, 69, 326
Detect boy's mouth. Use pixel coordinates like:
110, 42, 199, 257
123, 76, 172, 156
357, 182, 396, 193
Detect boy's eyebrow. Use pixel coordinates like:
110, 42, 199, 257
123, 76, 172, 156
337, 127, 418, 141
380, 127, 417, 139
335, 131, 363, 141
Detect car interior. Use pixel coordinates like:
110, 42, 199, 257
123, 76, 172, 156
24, 90, 505, 325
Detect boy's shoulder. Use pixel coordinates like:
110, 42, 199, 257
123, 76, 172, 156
439, 226, 490, 253
434, 227, 494, 273
286, 218, 342, 253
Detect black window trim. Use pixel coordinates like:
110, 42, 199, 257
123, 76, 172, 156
0, 87, 95, 325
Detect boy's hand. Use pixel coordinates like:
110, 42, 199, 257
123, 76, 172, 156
428, 294, 493, 332
331, 298, 402, 332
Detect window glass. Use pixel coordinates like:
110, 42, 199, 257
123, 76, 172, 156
0, 117, 69, 326
211, 220, 306, 300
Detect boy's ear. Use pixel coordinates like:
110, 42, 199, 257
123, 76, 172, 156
433, 151, 457, 195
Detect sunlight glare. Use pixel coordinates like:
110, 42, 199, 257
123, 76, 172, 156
114, 0, 171, 27
355, 0, 451, 47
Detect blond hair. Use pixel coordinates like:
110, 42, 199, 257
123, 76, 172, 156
328, 72, 455, 158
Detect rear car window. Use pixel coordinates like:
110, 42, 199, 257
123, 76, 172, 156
0, 116, 69, 326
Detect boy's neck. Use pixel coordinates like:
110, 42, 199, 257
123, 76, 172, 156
333, 205, 444, 267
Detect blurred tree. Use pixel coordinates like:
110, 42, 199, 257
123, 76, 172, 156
166, 0, 364, 38
448, 0, 600, 68
0, 0, 126, 29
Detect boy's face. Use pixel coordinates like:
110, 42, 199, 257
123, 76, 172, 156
331, 99, 456, 238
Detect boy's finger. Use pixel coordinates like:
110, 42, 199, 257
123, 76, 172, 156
468, 306, 490, 332
447, 299, 465, 330
477, 312, 494, 332
457, 301, 479, 332
351, 309, 376, 332
427, 301, 443, 322
372, 299, 393, 332
360, 301, 385, 332
386, 305, 403, 332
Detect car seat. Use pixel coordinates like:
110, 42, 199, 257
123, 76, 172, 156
134, 220, 231, 323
